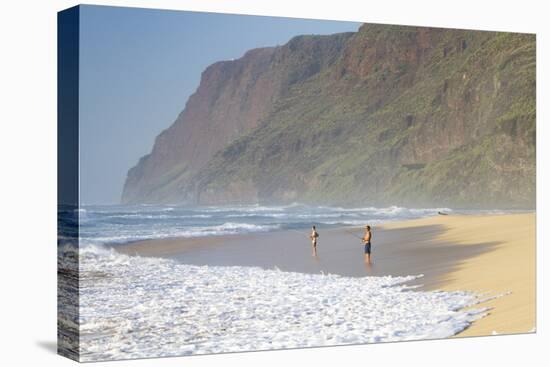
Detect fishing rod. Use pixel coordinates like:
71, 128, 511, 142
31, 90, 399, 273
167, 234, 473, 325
343, 229, 364, 240
289, 227, 364, 241
287, 228, 312, 238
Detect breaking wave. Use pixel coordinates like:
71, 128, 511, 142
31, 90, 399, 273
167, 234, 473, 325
70, 245, 487, 361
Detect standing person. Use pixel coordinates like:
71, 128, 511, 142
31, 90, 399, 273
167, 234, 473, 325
362, 225, 372, 264
310, 225, 319, 256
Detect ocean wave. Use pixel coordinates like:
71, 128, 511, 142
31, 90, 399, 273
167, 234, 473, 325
106, 214, 174, 219
225, 213, 288, 218
201, 203, 302, 213
215, 222, 277, 231
295, 213, 360, 219
73, 246, 486, 361
319, 219, 386, 226
321, 205, 452, 216
104, 213, 213, 220
80, 222, 280, 246
73, 204, 462, 247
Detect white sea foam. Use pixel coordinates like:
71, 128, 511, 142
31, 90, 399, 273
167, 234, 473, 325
201, 203, 302, 213
76, 245, 487, 361
108, 213, 175, 219
322, 205, 453, 216
81, 222, 280, 246
322, 219, 386, 226
107, 213, 213, 220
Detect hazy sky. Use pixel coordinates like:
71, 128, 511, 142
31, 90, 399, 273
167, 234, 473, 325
79, 5, 361, 204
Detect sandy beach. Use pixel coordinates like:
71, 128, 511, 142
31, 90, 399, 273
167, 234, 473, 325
382, 213, 536, 337
115, 212, 535, 338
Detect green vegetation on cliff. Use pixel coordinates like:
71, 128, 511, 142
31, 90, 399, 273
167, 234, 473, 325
122, 24, 535, 209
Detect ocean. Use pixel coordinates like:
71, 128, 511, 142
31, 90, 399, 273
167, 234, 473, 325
72, 204, 460, 246
58, 204, 497, 361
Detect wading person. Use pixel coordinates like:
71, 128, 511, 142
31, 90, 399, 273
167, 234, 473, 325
310, 225, 319, 256
362, 225, 372, 264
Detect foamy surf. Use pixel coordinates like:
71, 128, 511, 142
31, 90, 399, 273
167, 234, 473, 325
72, 245, 486, 362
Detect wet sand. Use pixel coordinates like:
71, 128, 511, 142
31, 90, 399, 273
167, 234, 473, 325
115, 212, 535, 337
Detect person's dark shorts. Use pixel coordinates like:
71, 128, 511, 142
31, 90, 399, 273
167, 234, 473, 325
364, 242, 371, 254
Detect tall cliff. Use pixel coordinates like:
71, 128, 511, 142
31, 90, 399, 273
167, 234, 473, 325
122, 32, 353, 203
122, 24, 535, 208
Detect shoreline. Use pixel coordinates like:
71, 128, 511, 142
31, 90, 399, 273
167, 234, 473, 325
114, 212, 535, 337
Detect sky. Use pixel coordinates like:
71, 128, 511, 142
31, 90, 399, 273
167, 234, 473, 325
78, 5, 361, 204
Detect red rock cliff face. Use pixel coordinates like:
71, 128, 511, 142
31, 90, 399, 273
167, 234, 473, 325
122, 33, 354, 203
340, 25, 433, 79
